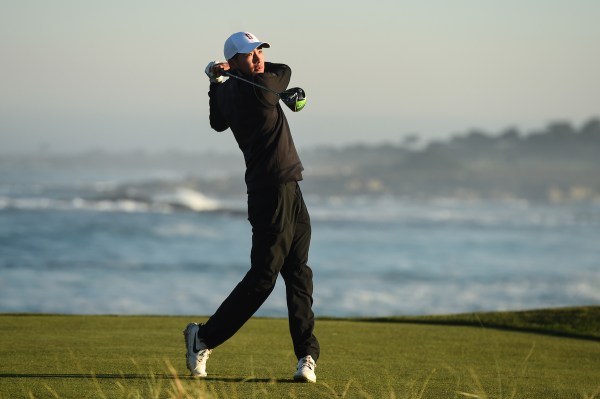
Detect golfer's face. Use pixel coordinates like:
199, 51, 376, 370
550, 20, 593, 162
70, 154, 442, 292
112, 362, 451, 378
233, 48, 265, 76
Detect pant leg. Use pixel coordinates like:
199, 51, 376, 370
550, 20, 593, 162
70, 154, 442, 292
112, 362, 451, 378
198, 183, 296, 349
280, 183, 320, 361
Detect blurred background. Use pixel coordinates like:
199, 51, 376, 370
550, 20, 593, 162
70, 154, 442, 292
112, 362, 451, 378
1, 1, 599, 316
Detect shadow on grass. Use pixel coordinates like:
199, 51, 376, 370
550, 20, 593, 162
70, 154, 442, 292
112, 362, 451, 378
0, 373, 295, 383
350, 318, 600, 342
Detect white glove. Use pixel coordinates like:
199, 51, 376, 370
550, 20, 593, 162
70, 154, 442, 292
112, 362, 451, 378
205, 61, 225, 83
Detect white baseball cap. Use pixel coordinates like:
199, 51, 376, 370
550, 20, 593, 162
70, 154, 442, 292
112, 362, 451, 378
224, 32, 270, 60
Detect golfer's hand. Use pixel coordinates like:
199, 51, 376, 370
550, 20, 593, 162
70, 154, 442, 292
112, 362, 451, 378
212, 62, 229, 77
205, 61, 228, 83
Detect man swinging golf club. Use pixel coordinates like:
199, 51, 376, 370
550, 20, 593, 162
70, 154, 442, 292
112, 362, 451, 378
183, 31, 320, 383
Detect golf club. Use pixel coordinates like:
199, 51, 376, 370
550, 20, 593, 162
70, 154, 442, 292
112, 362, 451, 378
221, 70, 306, 112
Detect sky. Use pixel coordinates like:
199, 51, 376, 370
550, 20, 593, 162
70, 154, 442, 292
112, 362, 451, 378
1, 0, 599, 154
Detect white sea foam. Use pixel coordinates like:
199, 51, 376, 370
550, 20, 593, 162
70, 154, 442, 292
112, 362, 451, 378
2, 264, 598, 316
0, 196, 167, 213
153, 188, 221, 212
0, 187, 222, 213
312, 274, 600, 316
308, 196, 600, 227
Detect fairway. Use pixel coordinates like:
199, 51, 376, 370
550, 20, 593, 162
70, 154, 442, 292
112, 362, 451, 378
1, 312, 599, 398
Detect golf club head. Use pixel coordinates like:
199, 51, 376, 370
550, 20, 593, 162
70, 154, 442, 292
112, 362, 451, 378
280, 87, 306, 112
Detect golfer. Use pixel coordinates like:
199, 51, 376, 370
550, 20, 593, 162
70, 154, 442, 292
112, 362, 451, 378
183, 31, 320, 383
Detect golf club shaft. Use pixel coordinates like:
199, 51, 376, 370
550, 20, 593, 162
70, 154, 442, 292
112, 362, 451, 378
222, 71, 282, 97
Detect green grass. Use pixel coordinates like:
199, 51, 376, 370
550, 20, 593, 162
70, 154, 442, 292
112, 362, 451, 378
0, 307, 599, 398
361, 306, 600, 340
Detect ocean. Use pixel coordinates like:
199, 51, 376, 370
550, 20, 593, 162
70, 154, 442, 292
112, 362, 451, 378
1, 155, 599, 317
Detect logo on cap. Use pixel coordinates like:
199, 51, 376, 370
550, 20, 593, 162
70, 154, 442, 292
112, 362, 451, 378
244, 33, 255, 40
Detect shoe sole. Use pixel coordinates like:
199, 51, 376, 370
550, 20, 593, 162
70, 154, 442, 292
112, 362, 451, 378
294, 375, 316, 383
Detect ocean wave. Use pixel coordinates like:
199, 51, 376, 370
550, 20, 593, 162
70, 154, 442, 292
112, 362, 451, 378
0, 173, 243, 214
2, 266, 598, 316
152, 187, 221, 212
307, 196, 600, 227
0, 188, 226, 214
3, 177, 600, 226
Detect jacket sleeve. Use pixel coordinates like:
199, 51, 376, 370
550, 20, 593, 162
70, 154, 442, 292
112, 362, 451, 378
208, 83, 228, 132
254, 62, 291, 107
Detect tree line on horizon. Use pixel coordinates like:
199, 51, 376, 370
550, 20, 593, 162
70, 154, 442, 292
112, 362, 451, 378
300, 117, 600, 202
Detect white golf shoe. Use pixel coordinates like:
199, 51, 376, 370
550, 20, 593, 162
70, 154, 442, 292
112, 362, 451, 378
183, 322, 212, 377
294, 355, 317, 383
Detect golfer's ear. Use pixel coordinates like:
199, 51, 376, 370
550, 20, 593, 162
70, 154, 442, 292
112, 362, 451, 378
227, 55, 238, 69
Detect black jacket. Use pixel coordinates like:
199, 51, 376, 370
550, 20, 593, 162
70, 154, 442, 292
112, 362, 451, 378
209, 62, 304, 193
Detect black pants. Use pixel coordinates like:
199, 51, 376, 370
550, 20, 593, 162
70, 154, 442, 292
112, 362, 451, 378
198, 181, 320, 361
